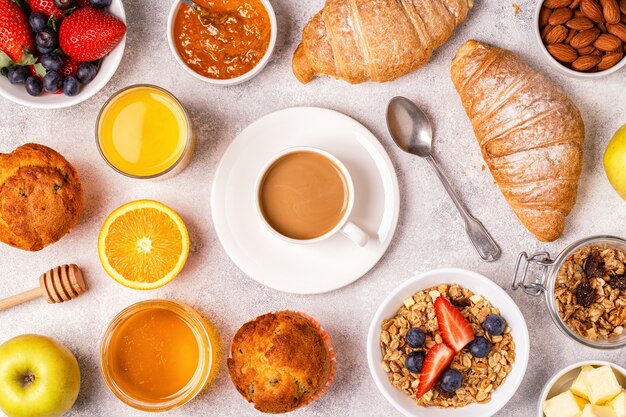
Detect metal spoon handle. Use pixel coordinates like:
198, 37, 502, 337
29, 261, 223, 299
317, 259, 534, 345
425, 156, 501, 262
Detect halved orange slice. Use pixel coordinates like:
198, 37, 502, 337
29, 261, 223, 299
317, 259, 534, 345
98, 200, 190, 290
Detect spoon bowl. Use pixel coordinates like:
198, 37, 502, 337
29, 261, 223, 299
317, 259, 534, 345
387, 96, 433, 158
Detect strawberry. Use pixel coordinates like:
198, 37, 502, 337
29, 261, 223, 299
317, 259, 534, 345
27, 0, 64, 20
434, 296, 475, 353
0, 0, 35, 62
59, 6, 125, 61
59, 56, 79, 77
416, 344, 455, 399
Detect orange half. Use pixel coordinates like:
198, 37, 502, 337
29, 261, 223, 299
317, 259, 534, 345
98, 200, 190, 290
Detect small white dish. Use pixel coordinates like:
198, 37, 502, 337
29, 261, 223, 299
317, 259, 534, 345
367, 268, 530, 417
254, 146, 369, 247
166, 0, 277, 86
533, 0, 626, 79
537, 361, 626, 417
211, 107, 400, 294
0, 0, 127, 109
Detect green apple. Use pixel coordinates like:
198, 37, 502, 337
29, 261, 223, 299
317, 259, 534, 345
605, 124, 626, 200
0, 334, 80, 417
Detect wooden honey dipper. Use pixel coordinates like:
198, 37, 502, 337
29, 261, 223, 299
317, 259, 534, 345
0, 264, 87, 312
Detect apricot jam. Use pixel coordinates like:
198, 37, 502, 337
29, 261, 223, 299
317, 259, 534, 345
100, 300, 218, 411
173, 0, 271, 79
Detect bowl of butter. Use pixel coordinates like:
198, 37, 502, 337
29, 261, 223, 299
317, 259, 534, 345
539, 361, 626, 417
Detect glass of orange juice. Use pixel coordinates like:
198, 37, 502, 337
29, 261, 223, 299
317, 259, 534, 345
96, 85, 194, 179
100, 300, 218, 411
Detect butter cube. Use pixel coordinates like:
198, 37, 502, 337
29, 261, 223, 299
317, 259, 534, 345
580, 404, 617, 417
544, 390, 587, 417
612, 391, 626, 417
583, 366, 623, 405
572, 366, 595, 400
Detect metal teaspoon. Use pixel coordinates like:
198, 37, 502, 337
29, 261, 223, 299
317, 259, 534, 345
386, 96, 501, 262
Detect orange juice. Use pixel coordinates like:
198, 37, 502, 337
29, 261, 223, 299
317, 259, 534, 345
97, 85, 192, 178
101, 300, 217, 411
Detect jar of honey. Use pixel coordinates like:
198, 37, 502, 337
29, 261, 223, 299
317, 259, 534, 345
100, 300, 218, 411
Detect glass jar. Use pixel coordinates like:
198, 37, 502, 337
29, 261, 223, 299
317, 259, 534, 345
100, 300, 217, 411
512, 235, 626, 350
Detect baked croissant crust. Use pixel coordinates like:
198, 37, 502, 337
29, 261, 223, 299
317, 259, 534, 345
451, 40, 585, 242
293, 0, 473, 84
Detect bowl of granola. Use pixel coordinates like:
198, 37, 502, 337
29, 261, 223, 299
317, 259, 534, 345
367, 268, 530, 417
513, 235, 626, 349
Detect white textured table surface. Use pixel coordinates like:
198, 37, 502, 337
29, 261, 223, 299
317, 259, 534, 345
1, 0, 625, 416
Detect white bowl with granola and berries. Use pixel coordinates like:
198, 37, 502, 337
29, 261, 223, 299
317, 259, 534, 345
0, 0, 126, 109
367, 268, 530, 417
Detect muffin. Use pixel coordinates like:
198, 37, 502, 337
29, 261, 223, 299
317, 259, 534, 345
227, 311, 335, 414
0, 143, 84, 251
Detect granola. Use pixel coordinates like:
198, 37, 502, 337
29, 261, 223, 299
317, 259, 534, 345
380, 284, 515, 408
555, 245, 626, 340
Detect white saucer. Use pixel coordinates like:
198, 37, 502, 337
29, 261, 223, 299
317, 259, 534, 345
211, 107, 400, 294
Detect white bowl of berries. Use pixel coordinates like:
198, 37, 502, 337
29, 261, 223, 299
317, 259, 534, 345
0, 0, 126, 109
367, 268, 530, 417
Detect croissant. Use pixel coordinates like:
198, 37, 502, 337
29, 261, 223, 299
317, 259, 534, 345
450, 40, 585, 242
293, 0, 473, 84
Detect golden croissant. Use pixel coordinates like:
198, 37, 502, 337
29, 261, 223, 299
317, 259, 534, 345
293, 0, 474, 84
451, 40, 585, 242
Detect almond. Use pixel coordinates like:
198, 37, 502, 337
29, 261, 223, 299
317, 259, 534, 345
540, 7, 553, 26
599, 0, 622, 24
593, 33, 623, 49
574, 9, 585, 16
570, 0, 583, 7
597, 50, 624, 69
542, 24, 556, 40
566, 28, 579, 42
577, 45, 597, 54
572, 54, 603, 69
598, 21, 609, 32
620, 0, 626, 13
607, 22, 626, 41
549, 7, 575, 24
570, 28, 602, 47
547, 43, 579, 61
544, 0, 573, 8
566, 16, 596, 29
622, 14, 626, 23
547, 25, 570, 43
581, 0, 606, 22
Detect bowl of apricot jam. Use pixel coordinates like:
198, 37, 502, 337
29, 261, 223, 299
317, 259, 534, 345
167, 0, 276, 86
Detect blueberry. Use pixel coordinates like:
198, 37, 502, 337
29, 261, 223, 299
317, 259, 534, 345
25, 76, 43, 96
468, 336, 491, 358
29, 12, 47, 32
439, 369, 463, 393
90, 0, 111, 7
53, 0, 74, 9
76, 62, 97, 84
36, 29, 57, 54
404, 351, 425, 374
483, 314, 506, 336
41, 53, 63, 71
7, 66, 30, 84
62, 76, 79, 96
43, 70, 62, 93
405, 328, 425, 348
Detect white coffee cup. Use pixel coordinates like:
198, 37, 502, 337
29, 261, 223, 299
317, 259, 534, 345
254, 147, 369, 247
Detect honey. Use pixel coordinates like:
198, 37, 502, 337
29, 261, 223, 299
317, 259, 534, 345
101, 300, 217, 411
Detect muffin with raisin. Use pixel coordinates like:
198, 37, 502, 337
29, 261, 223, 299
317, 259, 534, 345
227, 311, 335, 414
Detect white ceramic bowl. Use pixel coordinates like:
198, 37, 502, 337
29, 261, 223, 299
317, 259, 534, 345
537, 361, 626, 417
367, 268, 530, 417
533, 0, 626, 79
0, 1, 126, 109
166, 0, 277, 86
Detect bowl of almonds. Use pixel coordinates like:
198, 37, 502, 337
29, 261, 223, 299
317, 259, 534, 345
535, 0, 626, 77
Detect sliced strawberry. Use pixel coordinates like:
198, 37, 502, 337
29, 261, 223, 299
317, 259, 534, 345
59, 6, 126, 62
59, 56, 79, 77
416, 344, 455, 399
434, 296, 475, 353
27, 0, 65, 20
0, 0, 35, 62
